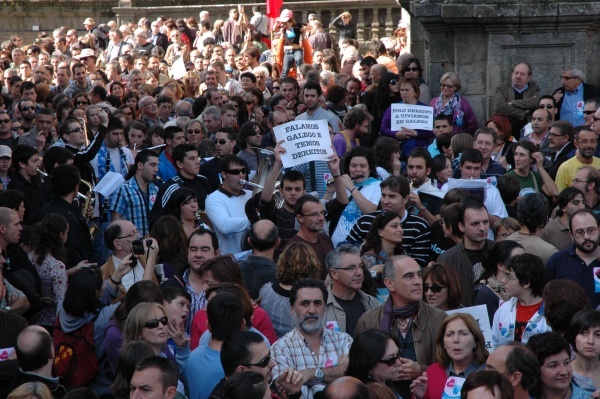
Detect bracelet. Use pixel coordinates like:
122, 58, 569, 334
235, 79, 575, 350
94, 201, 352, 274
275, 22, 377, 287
332, 174, 341, 178
109, 275, 121, 285
350, 187, 357, 194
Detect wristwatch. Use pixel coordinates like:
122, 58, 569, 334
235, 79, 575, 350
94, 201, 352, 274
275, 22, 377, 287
2, 306, 11, 313
315, 367, 324, 382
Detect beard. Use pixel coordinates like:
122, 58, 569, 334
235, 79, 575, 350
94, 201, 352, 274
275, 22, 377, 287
294, 313, 324, 334
575, 238, 599, 254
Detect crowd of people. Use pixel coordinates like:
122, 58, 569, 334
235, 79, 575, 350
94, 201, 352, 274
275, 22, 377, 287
0, 5, 599, 399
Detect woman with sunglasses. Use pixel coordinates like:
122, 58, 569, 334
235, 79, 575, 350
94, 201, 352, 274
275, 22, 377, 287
430, 72, 478, 134
361, 212, 405, 298
72, 91, 90, 110
123, 302, 189, 393
411, 313, 489, 399
400, 57, 431, 105
237, 121, 263, 174
476, 240, 524, 325
345, 329, 404, 398
370, 72, 401, 145
381, 77, 434, 160
421, 263, 462, 311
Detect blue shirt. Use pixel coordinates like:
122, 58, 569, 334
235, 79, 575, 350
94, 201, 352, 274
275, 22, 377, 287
561, 82, 585, 127
109, 177, 159, 236
187, 346, 223, 399
158, 151, 178, 182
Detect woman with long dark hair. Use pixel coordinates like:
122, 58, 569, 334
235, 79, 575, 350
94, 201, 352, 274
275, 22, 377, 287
150, 215, 188, 279
370, 72, 401, 144
28, 213, 69, 326
346, 329, 403, 398
400, 57, 431, 104
164, 188, 201, 238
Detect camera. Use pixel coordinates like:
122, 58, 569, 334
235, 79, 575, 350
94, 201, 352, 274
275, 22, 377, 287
132, 238, 153, 255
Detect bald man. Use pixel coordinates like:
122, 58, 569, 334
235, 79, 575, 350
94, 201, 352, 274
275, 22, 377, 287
486, 343, 539, 399
8, 325, 67, 397
322, 376, 370, 399
239, 219, 279, 300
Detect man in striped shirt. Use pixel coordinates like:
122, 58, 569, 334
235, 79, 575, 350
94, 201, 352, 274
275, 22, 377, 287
345, 176, 431, 267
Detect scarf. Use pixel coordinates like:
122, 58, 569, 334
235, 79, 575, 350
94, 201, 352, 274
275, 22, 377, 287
380, 296, 420, 333
434, 93, 464, 127
487, 276, 509, 302
354, 176, 381, 188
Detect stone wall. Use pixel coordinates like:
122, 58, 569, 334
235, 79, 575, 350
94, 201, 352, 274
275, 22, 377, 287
402, 0, 600, 124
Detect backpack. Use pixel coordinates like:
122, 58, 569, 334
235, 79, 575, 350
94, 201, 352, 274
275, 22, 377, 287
52, 313, 99, 388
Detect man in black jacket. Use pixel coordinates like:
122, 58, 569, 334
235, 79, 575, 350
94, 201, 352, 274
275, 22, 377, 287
552, 67, 600, 127
35, 165, 95, 269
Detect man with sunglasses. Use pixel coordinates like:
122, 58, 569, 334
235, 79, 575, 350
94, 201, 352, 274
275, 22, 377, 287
552, 67, 600, 127
0, 111, 18, 150
492, 62, 540, 139
201, 126, 237, 192
64, 63, 92, 98
18, 99, 36, 133
205, 154, 252, 255
324, 245, 379, 335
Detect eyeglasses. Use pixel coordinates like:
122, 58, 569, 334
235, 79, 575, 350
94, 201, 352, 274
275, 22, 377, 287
80, 57, 89, 62
226, 168, 246, 175
247, 130, 263, 137
21, 106, 34, 111
214, 139, 230, 145
245, 100, 254, 105
548, 133, 566, 138
187, 129, 202, 134
539, 104, 554, 109
13, 126, 23, 130
272, 86, 281, 91
76, 101, 89, 106
572, 178, 589, 184
334, 263, 364, 272
68, 127, 83, 133
302, 210, 326, 218
405, 67, 419, 72
584, 110, 596, 115
242, 354, 271, 368
440, 84, 455, 89
573, 227, 598, 238
389, 79, 399, 85
423, 284, 446, 293
378, 352, 402, 366
560, 75, 578, 80
0, 119, 10, 124
117, 230, 140, 239
144, 316, 169, 329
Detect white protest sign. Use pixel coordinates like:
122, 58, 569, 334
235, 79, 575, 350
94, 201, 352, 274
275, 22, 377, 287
447, 305, 493, 352
273, 119, 333, 168
170, 56, 187, 80
391, 103, 434, 131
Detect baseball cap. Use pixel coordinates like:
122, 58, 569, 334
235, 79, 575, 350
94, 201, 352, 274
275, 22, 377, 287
276, 9, 294, 23
0, 146, 12, 159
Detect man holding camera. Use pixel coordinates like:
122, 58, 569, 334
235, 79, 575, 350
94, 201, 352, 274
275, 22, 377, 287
100, 220, 159, 297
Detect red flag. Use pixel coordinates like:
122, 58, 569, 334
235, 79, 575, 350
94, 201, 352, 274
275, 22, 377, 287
267, 0, 283, 31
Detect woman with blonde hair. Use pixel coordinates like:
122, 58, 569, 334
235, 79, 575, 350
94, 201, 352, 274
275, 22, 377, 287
430, 72, 478, 134
213, 20, 225, 44
162, 78, 184, 101
182, 71, 200, 99
7, 382, 53, 399
258, 242, 321, 338
411, 313, 489, 399
137, 83, 155, 98
123, 302, 189, 385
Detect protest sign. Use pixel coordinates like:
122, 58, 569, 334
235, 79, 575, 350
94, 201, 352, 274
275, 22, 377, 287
447, 305, 493, 351
273, 119, 333, 168
391, 103, 434, 131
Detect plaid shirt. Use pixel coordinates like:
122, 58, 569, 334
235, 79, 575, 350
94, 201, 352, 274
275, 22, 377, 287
182, 268, 207, 335
271, 327, 352, 383
109, 177, 159, 236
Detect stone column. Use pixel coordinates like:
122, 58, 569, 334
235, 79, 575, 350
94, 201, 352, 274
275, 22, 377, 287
371, 8, 380, 40
357, 8, 365, 43
385, 7, 394, 37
